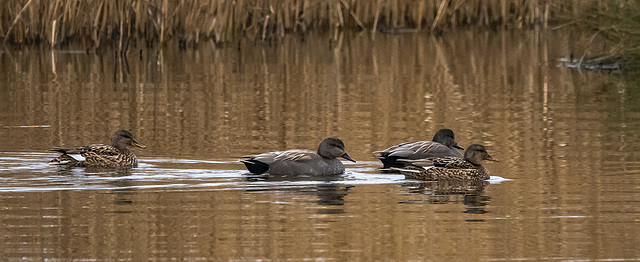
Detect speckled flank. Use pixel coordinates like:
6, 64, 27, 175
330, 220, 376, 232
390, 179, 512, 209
400, 165, 489, 181
395, 144, 496, 181
50, 130, 144, 168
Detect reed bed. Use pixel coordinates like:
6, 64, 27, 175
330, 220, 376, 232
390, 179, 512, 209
0, 0, 604, 50
558, 0, 640, 71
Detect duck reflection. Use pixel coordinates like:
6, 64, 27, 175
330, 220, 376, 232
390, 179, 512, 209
54, 166, 137, 206
95, 168, 137, 207
245, 174, 352, 213
402, 180, 490, 215
109, 179, 135, 206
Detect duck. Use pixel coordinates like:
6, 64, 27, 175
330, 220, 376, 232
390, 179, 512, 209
240, 138, 356, 176
49, 130, 146, 167
375, 129, 464, 169
394, 144, 498, 181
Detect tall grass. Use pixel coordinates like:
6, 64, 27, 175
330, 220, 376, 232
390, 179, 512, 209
550, 0, 640, 71
568, 2, 640, 54
0, 0, 602, 50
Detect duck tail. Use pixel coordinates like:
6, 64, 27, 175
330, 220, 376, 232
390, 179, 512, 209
391, 167, 418, 179
377, 155, 408, 169
240, 159, 269, 174
49, 154, 80, 165
49, 147, 84, 154
391, 166, 434, 179
390, 167, 420, 173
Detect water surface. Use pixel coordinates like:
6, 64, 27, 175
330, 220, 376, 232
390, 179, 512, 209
1, 29, 640, 261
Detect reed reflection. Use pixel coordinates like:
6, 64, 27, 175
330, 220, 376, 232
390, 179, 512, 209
0, 28, 622, 166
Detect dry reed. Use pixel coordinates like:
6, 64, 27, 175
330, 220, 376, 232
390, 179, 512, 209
0, 0, 604, 50
553, 0, 640, 71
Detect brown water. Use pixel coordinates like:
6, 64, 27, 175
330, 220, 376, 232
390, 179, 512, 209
2, 28, 640, 261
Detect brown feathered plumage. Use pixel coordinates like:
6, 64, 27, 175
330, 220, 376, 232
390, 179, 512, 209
50, 130, 146, 167
394, 144, 498, 181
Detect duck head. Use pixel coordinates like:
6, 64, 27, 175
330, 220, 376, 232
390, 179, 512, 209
464, 144, 498, 165
433, 128, 464, 150
111, 130, 147, 151
317, 138, 356, 162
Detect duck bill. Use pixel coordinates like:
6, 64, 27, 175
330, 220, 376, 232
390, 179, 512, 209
486, 156, 499, 162
454, 143, 465, 150
131, 139, 147, 149
341, 153, 356, 163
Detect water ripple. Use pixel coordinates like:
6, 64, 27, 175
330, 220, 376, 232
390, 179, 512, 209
0, 152, 510, 192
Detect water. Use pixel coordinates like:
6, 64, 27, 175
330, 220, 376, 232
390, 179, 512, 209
2, 28, 640, 261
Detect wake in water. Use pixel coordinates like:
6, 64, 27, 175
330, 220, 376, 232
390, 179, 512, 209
0, 152, 510, 192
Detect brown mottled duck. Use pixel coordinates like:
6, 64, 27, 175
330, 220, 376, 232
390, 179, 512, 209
394, 144, 498, 181
50, 130, 146, 167
375, 129, 464, 169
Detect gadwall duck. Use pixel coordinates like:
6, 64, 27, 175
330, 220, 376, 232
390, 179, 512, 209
375, 129, 464, 168
50, 130, 146, 167
394, 144, 498, 181
241, 138, 356, 176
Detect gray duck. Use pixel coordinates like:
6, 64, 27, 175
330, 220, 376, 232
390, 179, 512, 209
241, 138, 356, 176
375, 129, 464, 168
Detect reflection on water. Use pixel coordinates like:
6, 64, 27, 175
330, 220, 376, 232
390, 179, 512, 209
402, 180, 490, 217
2, 29, 640, 260
248, 174, 354, 211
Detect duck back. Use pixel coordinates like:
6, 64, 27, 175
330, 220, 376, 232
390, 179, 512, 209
378, 141, 462, 168
241, 149, 345, 176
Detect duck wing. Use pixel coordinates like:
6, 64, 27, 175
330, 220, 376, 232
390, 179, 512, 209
241, 150, 318, 175
50, 144, 124, 166
430, 157, 476, 169
399, 156, 476, 169
377, 141, 462, 159
243, 149, 315, 164
50, 146, 88, 155
83, 143, 121, 155
78, 144, 130, 165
